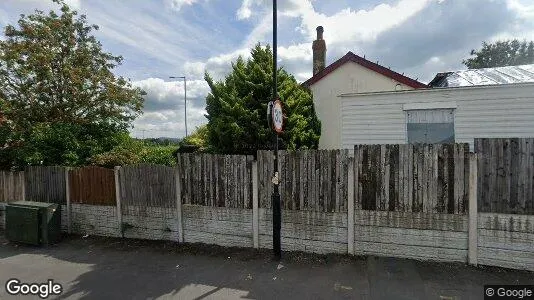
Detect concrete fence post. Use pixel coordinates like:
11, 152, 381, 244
114, 166, 123, 237
347, 156, 355, 255
468, 153, 478, 266
175, 167, 184, 243
65, 167, 72, 234
252, 161, 259, 249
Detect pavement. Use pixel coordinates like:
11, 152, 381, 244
0, 232, 532, 300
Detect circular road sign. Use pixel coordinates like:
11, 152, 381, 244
272, 99, 283, 133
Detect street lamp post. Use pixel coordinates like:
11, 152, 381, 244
169, 76, 188, 137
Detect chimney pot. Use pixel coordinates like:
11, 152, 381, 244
316, 26, 324, 40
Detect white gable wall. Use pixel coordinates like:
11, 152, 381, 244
310, 62, 413, 149
340, 83, 534, 149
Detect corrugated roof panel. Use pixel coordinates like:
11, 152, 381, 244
496, 66, 534, 82
455, 70, 496, 86
518, 64, 534, 75
480, 69, 519, 84
445, 73, 475, 87
431, 64, 534, 87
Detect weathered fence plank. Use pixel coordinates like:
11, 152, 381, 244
69, 166, 115, 206
257, 150, 350, 212
354, 143, 469, 214
24, 166, 66, 204
476, 138, 534, 214
119, 164, 176, 216
0, 171, 24, 203
177, 153, 253, 208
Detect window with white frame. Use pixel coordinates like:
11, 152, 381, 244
406, 109, 455, 144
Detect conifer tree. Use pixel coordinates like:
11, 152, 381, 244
204, 44, 321, 154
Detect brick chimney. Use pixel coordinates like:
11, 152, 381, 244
312, 26, 326, 75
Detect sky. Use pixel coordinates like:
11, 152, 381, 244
1, 0, 533, 139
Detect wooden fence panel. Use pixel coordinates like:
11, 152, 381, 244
119, 164, 176, 215
24, 166, 66, 204
69, 166, 116, 206
476, 138, 534, 214
258, 149, 350, 212
176, 153, 253, 208
355, 143, 469, 214
0, 171, 24, 203
258, 150, 274, 209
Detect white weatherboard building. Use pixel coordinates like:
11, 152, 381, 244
303, 26, 427, 149
339, 83, 534, 149
304, 26, 534, 150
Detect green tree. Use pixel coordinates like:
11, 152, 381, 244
0, 0, 144, 169
204, 44, 321, 155
16, 123, 127, 167
463, 40, 534, 69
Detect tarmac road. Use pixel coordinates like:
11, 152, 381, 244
0, 233, 532, 300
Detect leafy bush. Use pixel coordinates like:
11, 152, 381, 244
89, 136, 177, 167
139, 144, 177, 166
177, 124, 209, 153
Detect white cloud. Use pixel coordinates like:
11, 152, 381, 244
237, 0, 255, 20
64, 0, 81, 9
139, 112, 170, 122
165, 0, 199, 12
507, 0, 534, 18
207, 48, 251, 66
236, 0, 432, 43
77, 0, 232, 80
186, 48, 251, 81
278, 43, 311, 62
294, 0, 431, 44
242, 12, 272, 47
131, 107, 207, 138
184, 62, 206, 79
132, 78, 210, 108
229, 0, 435, 82
0, 9, 8, 27
89, 8, 189, 66
130, 78, 209, 138
7, 0, 81, 9
497, 0, 534, 42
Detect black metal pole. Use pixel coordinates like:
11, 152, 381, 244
272, 0, 281, 260
184, 76, 188, 137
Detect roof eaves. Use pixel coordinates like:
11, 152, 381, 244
302, 51, 428, 89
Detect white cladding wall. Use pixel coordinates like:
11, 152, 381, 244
310, 62, 413, 149
341, 83, 534, 149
